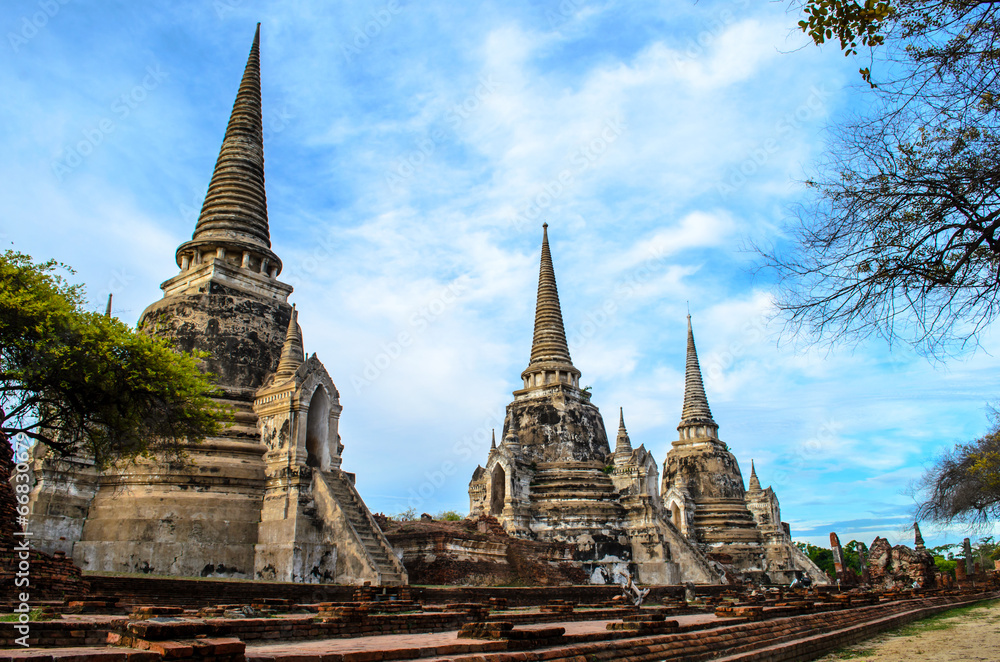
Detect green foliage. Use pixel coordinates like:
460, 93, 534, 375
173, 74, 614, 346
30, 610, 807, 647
933, 555, 957, 577
843, 540, 868, 576
795, 541, 835, 578
436, 510, 463, 521
797, 0, 893, 59
394, 507, 417, 521
0, 251, 226, 467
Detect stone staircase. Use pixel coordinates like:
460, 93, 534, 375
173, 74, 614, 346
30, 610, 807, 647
530, 462, 619, 501
320, 472, 407, 586
528, 462, 626, 537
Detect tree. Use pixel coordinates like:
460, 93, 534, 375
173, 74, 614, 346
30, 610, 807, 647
762, 1, 1000, 355
914, 410, 1000, 527
0, 251, 226, 468
795, 541, 835, 578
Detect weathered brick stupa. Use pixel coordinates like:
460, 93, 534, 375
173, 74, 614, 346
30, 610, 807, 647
24, 25, 406, 586
468, 225, 718, 584
660, 318, 827, 584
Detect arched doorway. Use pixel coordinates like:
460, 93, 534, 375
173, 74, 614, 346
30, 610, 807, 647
305, 387, 330, 469
670, 502, 682, 532
490, 466, 506, 516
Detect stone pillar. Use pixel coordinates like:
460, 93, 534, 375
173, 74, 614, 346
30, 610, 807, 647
963, 538, 974, 576
830, 532, 847, 584
858, 544, 870, 585
913, 522, 925, 552
956, 561, 967, 582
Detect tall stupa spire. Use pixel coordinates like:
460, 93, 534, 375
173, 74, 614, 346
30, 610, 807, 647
678, 314, 719, 439
521, 224, 581, 390
175, 23, 282, 278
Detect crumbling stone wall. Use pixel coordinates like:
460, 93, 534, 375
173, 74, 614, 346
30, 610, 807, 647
867, 536, 937, 589
1, 431, 89, 599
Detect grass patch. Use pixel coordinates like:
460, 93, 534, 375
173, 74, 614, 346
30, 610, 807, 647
894, 599, 999, 638
0, 608, 52, 622
830, 647, 876, 659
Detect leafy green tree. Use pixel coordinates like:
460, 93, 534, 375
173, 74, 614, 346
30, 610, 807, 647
796, 541, 835, 578
1, 251, 225, 468
843, 540, 868, 577
764, 1, 1000, 356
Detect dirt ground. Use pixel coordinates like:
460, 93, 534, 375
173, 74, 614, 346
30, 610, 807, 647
816, 599, 1000, 661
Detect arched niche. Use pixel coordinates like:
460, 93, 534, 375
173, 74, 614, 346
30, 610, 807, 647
670, 502, 683, 534
305, 386, 331, 470
490, 465, 506, 516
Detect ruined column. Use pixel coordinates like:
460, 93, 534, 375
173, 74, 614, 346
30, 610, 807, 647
858, 544, 870, 585
913, 522, 925, 552
830, 532, 847, 584
963, 538, 974, 577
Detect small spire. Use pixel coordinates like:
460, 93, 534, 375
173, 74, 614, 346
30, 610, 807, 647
914, 521, 925, 551
273, 305, 304, 381
748, 460, 761, 491
615, 407, 633, 456
522, 224, 580, 387
176, 23, 280, 274
104, 293, 113, 318
490, 430, 497, 450
678, 314, 718, 432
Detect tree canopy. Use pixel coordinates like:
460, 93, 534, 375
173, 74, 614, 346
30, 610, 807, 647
914, 410, 1000, 528
762, 1, 1000, 355
0, 251, 226, 468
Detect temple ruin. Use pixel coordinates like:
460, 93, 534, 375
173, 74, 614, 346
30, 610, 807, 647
23, 25, 405, 586
469, 226, 827, 586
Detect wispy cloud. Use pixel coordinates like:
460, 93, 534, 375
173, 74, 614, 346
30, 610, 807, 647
2, 0, 998, 548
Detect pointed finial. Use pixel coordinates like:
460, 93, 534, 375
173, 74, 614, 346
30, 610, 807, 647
105, 293, 113, 318
914, 522, 925, 551
748, 460, 761, 491
176, 23, 280, 274
615, 407, 633, 457
490, 429, 497, 450
273, 305, 304, 381
678, 314, 718, 433
522, 224, 580, 388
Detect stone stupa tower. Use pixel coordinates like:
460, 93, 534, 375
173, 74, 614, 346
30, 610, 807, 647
469, 226, 718, 583
26, 25, 405, 585
661, 316, 764, 572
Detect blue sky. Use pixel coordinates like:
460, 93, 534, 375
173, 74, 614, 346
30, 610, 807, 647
3, 0, 999, 552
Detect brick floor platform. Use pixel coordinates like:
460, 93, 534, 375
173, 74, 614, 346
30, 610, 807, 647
1, 589, 995, 662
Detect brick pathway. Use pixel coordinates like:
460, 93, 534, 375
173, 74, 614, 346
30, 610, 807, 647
244, 614, 720, 661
